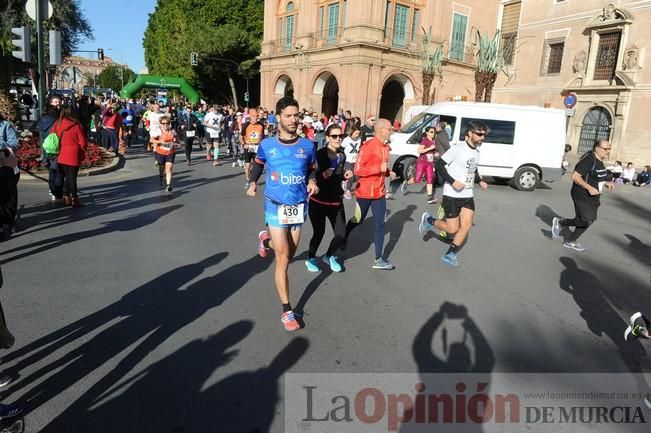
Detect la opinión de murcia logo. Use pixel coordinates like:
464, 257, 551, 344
299, 382, 647, 431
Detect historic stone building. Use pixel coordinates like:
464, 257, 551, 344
259, 0, 500, 121
53, 55, 123, 93
492, 0, 651, 164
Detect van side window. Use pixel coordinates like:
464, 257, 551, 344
408, 115, 456, 144
459, 118, 516, 145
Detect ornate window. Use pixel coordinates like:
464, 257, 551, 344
384, 1, 421, 48
593, 31, 620, 81
277, 2, 297, 52
316, 1, 347, 45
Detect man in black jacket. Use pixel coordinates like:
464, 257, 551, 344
0, 148, 22, 419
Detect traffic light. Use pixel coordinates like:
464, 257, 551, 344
11, 26, 31, 62
49, 30, 62, 65
190, 52, 198, 66
98, 48, 104, 61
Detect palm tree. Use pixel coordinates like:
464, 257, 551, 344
419, 27, 443, 105
472, 29, 512, 102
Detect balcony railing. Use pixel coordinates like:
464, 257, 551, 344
272, 36, 297, 54
383, 27, 420, 49
444, 45, 475, 65
312, 27, 344, 48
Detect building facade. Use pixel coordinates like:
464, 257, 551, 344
492, 0, 651, 164
54, 55, 123, 93
259, 0, 500, 121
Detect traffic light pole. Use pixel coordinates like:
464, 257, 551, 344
36, 0, 46, 118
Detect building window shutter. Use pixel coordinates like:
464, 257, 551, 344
327, 3, 340, 44
450, 13, 468, 61
500, 1, 521, 65
411, 9, 420, 43
393, 4, 409, 47
285, 15, 294, 49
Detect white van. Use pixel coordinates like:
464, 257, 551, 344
389, 102, 567, 191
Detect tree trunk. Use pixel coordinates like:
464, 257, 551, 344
474, 71, 493, 102
422, 71, 434, 105
227, 71, 238, 106
484, 72, 498, 103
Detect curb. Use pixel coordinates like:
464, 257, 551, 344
19, 154, 122, 182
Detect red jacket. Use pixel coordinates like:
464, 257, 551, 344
51, 118, 87, 167
354, 136, 390, 199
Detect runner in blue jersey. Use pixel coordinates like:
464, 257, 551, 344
247, 97, 319, 332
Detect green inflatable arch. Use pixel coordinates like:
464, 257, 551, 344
120, 75, 200, 103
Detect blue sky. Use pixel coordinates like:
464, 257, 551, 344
76, 0, 157, 73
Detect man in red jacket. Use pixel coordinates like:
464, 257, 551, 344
345, 118, 397, 270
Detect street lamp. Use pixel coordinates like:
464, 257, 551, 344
108, 48, 125, 89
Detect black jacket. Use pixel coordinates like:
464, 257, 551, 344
312, 146, 346, 204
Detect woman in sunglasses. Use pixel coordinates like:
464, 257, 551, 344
400, 126, 438, 204
305, 124, 352, 273
151, 115, 179, 192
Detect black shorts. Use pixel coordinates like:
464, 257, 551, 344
155, 152, 176, 164
245, 151, 257, 163
442, 196, 475, 219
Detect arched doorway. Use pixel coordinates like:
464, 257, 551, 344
578, 107, 612, 154
313, 71, 339, 116
274, 75, 294, 97
379, 80, 405, 122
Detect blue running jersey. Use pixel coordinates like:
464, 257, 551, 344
256, 137, 316, 205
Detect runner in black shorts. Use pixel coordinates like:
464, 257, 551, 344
418, 120, 489, 267
241, 108, 266, 189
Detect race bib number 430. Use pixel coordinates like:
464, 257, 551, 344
278, 204, 304, 225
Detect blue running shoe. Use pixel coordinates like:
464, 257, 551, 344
441, 251, 460, 267
419, 212, 433, 235
305, 258, 320, 273
322, 255, 342, 272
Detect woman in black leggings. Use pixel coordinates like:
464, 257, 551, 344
305, 124, 353, 273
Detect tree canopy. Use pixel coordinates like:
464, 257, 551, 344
142, 0, 263, 105
0, 0, 93, 91
97, 65, 136, 92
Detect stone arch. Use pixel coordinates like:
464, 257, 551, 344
274, 74, 294, 97
312, 70, 339, 115
379, 73, 415, 122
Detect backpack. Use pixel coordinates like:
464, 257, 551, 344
43, 122, 64, 155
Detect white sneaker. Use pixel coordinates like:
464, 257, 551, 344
232, 161, 236, 167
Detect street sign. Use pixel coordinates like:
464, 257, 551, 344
26, 0, 53, 21
563, 93, 577, 109
564, 108, 575, 117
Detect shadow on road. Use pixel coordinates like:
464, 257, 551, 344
0, 205, 182, 265
3, 252, 275, 419
559, 256, 650, 395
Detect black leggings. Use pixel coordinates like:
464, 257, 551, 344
308, 201, 346, 259
345, 197, 386, 259
58, 163, 80, 196
184, 138, 194, 160
560, 195, 599, 242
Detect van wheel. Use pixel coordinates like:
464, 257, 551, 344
401, 157, 417, 180
513, 166, 539, 191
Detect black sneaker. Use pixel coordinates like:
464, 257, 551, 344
0, 403, 21, 419
166, 184, 173, 192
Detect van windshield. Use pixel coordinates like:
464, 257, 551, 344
400, 112, 435, 133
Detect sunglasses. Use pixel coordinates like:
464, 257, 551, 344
599, 146, 611, 151
329, 134, 346, 139
472, 131, 486, 137
161, 122, 170, 125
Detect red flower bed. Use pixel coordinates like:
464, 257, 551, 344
16, 135, 109, 171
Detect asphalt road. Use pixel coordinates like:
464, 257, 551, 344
1, 142, 649, 432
